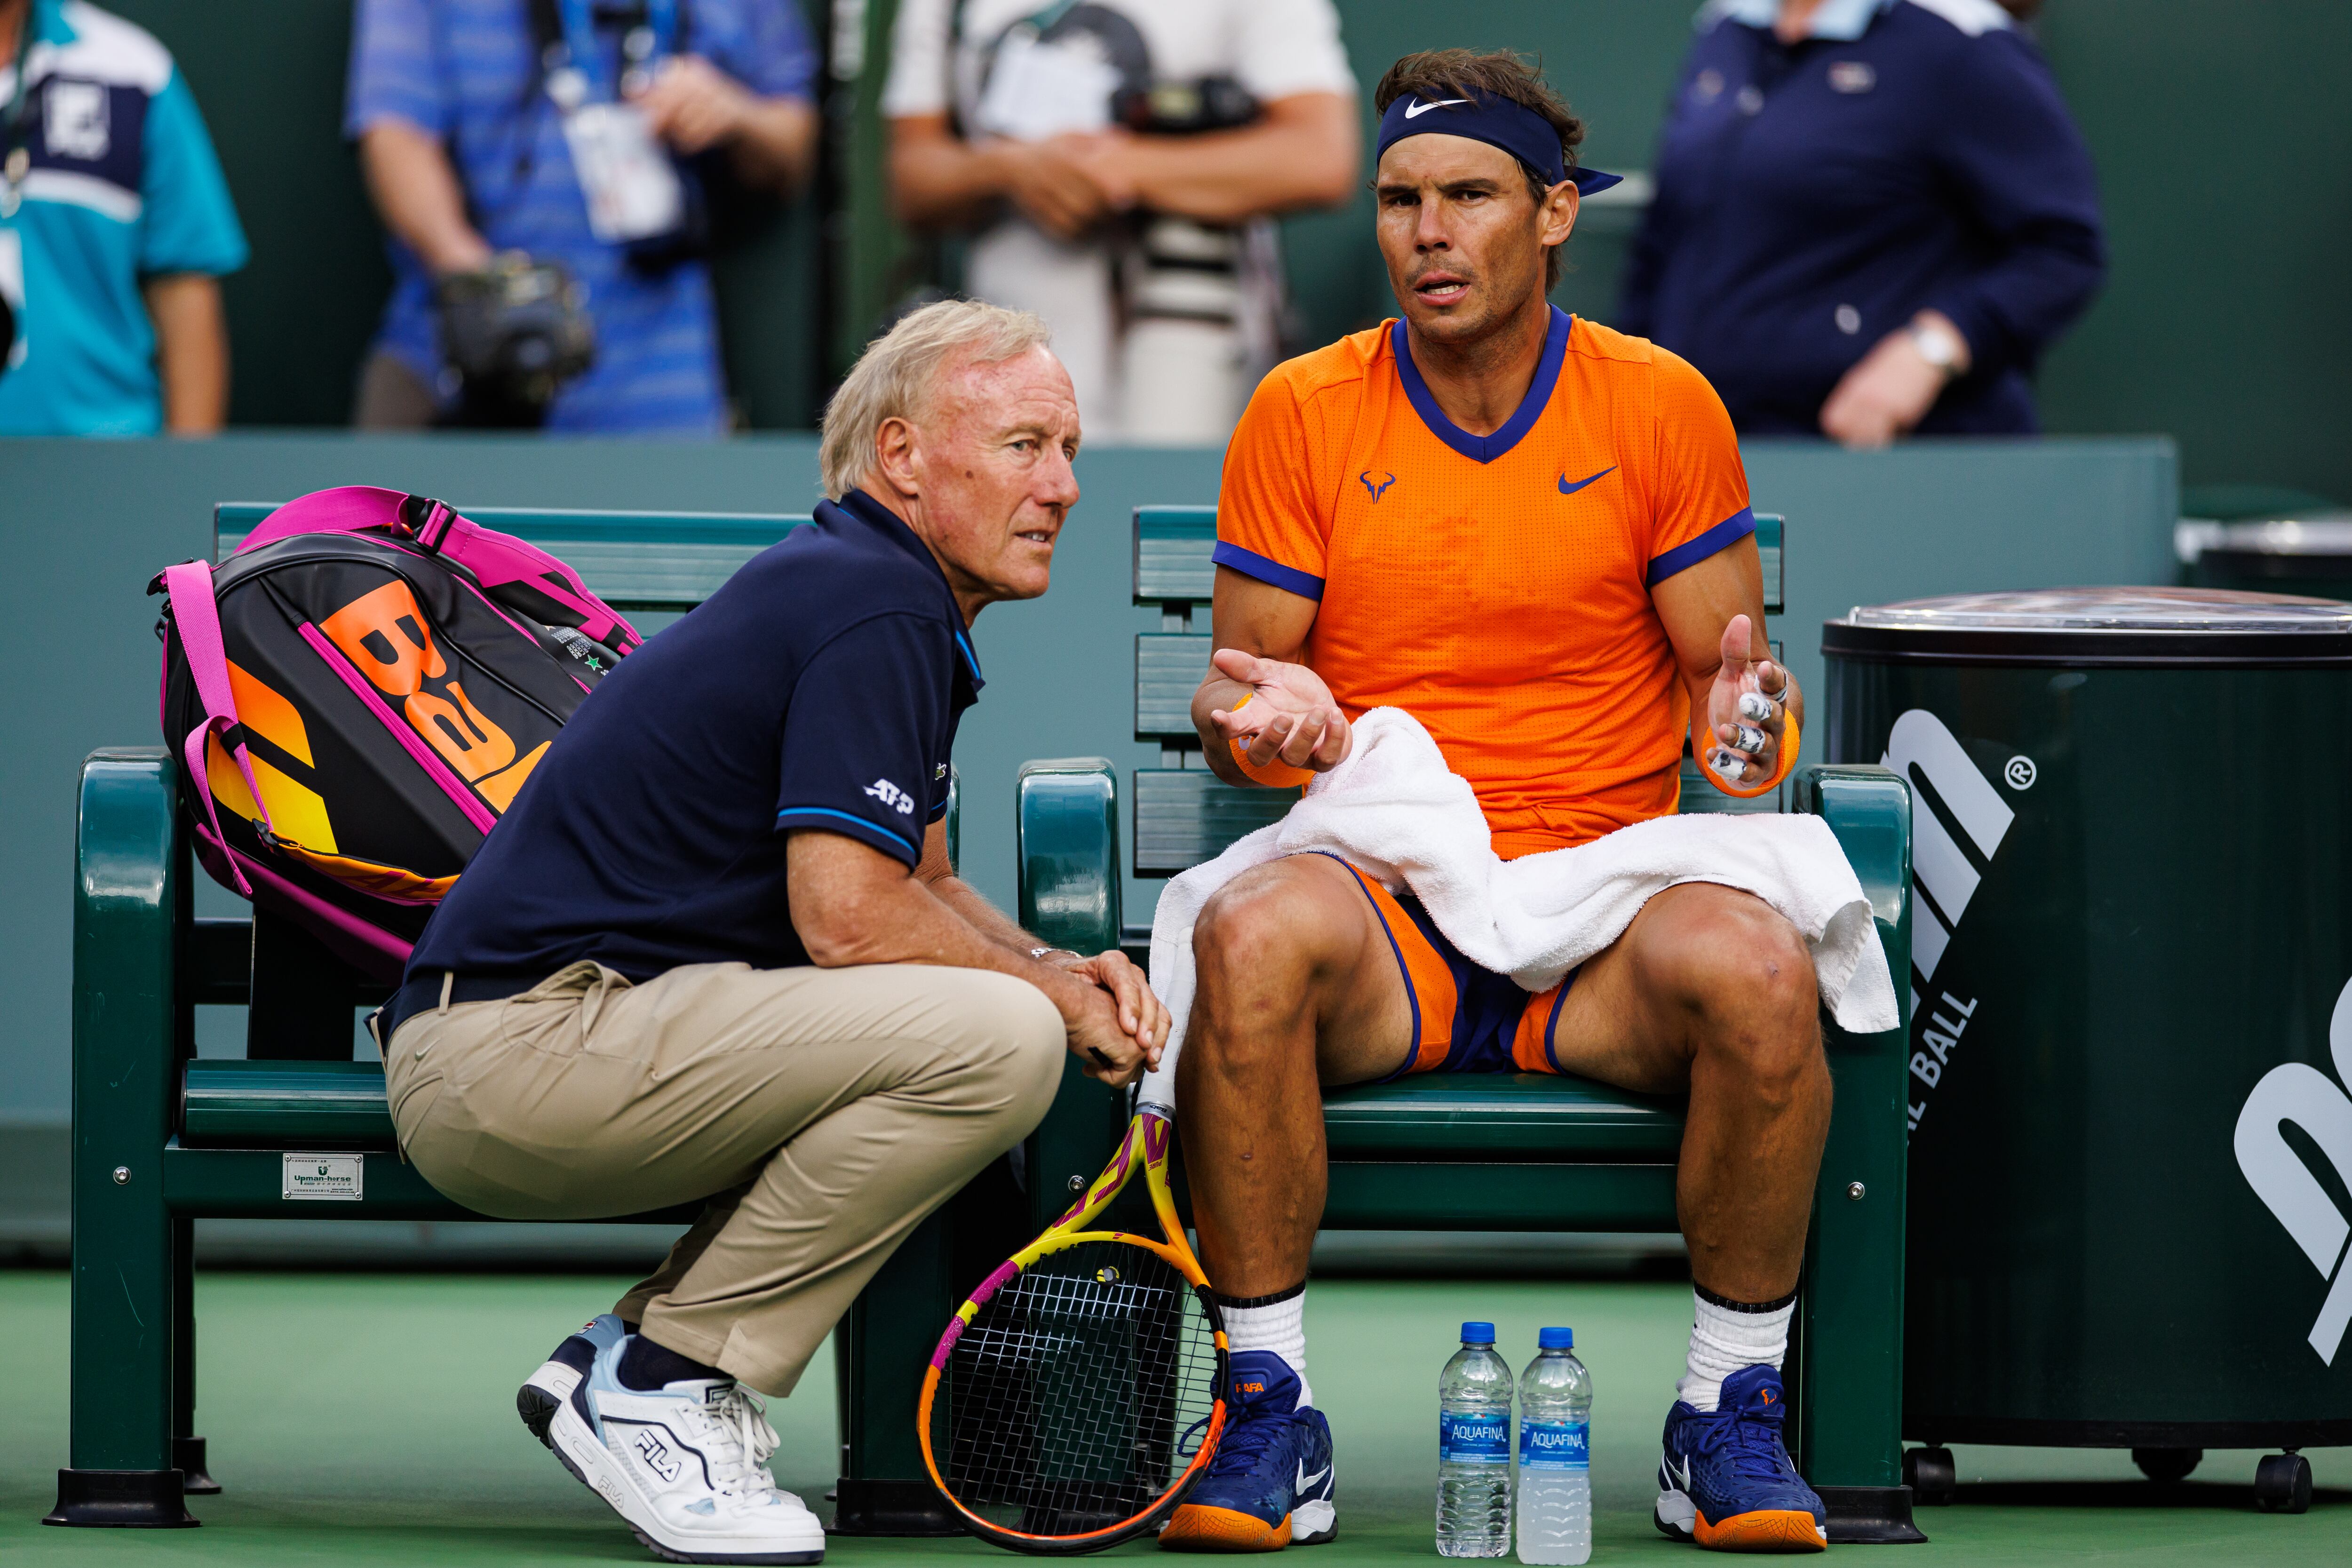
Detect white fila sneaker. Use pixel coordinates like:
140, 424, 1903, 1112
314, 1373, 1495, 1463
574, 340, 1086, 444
519, 1313, 627, 1448
547, 1336, 825, 1565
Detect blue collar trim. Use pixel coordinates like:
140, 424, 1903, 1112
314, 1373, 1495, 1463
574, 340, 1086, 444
830, 488, 985, 690
1391, 307, 1573, 465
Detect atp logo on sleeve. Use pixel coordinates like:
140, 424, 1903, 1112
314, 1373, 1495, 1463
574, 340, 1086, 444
864, 778, 916, 815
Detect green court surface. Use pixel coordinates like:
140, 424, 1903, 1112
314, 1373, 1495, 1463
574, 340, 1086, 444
0, 1271, 2341, 1566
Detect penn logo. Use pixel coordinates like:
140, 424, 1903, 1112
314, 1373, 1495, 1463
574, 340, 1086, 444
2235, 974, 2352, 1365
1881, 710, 2016, 1132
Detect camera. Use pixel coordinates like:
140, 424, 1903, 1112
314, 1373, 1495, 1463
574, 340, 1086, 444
435, 252, 596, 428
1113, 75, 1260, 136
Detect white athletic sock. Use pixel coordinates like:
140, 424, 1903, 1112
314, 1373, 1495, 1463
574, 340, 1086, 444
1676, 1285, 1796, 1413
1221, 1284, 1313, 1409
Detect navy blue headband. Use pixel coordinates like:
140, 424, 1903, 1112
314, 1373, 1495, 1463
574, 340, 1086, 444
1375, 87, 1622, 196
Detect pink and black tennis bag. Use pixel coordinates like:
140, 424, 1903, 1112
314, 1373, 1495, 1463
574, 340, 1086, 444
153, 485, 643, 982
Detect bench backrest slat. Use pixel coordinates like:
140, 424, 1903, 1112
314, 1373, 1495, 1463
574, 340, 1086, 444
214, 502, 812, 611
1134, 769, 1299, 875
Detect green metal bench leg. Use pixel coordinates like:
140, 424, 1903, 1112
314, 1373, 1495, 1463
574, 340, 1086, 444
832, 1210, 961, 1535
47, 751, 196, 1527
1794, 766, 1923, 1544
172, 1215, 218, 1494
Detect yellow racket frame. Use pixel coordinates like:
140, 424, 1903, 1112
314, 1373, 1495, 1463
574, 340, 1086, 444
917, 1106, 1230, 1553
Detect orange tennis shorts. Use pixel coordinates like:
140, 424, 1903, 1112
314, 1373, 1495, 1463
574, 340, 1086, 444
1309, 852, 1575, 1080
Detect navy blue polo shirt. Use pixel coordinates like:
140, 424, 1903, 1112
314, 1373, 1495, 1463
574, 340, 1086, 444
1618, 0, 2106, 435
406, 488, 981, 984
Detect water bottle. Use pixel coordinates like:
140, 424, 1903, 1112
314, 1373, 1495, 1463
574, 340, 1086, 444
1515, 1327, 1592, 1565
1436, 1321, 1514, 1557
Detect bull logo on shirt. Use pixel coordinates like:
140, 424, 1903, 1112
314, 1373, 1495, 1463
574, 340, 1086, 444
1359, 470, 1396, 502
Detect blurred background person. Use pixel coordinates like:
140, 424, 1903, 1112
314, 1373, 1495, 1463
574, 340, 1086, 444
0, 0, 245, 435
346, 0, 818, 433
882, 0, 1357, 445
1619, 0, 2104, 448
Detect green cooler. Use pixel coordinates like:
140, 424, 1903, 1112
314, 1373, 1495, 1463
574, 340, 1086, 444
1822, 589, 2352, 1515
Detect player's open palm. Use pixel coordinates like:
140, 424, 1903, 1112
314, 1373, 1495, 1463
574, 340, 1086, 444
1704, 614, 1791, 788
1208, 648, 1353, 774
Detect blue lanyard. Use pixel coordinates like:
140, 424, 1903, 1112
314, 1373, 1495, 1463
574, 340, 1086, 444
551, 0, 678, 102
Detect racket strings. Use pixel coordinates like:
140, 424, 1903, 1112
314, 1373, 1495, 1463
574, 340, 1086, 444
936, 1240, 1221, 1537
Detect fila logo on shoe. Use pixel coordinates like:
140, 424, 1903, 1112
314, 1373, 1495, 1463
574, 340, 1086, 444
633, 1428, 684, 1483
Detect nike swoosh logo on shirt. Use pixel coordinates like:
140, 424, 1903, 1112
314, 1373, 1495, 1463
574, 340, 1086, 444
1558, 465, 1618, 496
1405, 98, 1470, 119
1296, 1461, 1331, 1492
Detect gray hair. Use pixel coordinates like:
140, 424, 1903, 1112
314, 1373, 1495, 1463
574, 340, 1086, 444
818, 299, 1054, 501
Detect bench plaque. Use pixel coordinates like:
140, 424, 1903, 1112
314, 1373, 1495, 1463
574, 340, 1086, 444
281, 1153, 364, 1201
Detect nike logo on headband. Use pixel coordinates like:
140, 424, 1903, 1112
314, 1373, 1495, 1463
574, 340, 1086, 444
1404, 98, 1471, 118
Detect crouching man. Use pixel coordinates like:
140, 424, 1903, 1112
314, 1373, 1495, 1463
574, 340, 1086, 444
375, 300, 1166, 1566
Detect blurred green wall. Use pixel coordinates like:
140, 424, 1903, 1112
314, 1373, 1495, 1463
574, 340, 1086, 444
107, 2, 2349, 494
2029, 0, 2352, 501
1283, 0, 2352, 499
111, 0, 831, 430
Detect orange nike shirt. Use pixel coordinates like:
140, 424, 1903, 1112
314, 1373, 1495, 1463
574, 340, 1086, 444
1216, 308, 1754, 860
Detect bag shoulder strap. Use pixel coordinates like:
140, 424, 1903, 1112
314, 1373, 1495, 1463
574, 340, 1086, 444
161, 559, 264, 895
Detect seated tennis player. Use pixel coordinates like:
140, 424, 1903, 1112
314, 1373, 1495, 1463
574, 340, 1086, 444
1161, 51, 1829, 1555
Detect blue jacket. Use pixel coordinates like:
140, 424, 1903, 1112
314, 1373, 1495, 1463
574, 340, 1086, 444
1618, 0, 2106, 435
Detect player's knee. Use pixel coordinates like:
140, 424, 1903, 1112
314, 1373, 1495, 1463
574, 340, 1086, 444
1192, 866, 1337, 990
1653, 893, 1820, 1067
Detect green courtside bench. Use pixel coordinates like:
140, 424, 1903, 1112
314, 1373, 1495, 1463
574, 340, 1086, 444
51, 503, 1043, 1534
1007, 507, 1923, 1543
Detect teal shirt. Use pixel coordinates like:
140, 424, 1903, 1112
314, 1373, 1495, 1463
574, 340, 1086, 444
0, 0, 247, 435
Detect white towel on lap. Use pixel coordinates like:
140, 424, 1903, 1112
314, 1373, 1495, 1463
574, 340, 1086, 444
1136, 708, 1898, 1104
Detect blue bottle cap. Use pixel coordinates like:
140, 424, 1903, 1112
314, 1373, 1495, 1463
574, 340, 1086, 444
1461, 1321, 1496, 1344
1539, 1326, 1573, 1350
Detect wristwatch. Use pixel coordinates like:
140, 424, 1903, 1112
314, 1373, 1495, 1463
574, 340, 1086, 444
1907, 318, 1966, 379
1030, 946, 1080, 964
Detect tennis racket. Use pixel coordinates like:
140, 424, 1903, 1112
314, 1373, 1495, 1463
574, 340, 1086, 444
918, 1098, 1228, 1554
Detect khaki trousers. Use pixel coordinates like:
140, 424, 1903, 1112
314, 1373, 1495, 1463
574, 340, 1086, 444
384, 960, 1064, 1395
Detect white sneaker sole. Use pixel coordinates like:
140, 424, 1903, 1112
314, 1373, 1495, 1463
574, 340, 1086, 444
518, 1359, 584, 1449
546, 1393, 824, 1565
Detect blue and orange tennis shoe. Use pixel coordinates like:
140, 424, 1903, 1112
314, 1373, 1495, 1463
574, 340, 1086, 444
1654, 1365, 1828, 1551
1160, 1352, 1337, 1552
